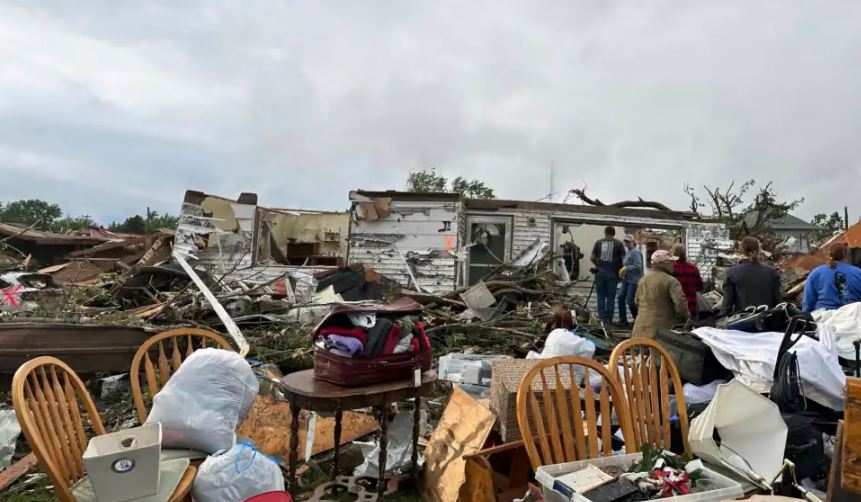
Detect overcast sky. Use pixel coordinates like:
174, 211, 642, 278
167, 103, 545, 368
1, 1, 860, 224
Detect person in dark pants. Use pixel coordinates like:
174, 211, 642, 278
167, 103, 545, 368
617, 234, 643, 327
591, 226, 625, 322
720, 236, 782, 315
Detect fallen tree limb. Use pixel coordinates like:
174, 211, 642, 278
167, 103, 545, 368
569, 189, 672, 211
0, 453, 38, 491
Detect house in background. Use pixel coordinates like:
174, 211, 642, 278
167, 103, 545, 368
743, 213, 816, 253
346, 191, 731, 299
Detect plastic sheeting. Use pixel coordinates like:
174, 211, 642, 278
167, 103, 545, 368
813, 301, 861, 360
146, 348, 259, 454
693, 326, 846, 411
526, 329, 596, 360
0, 409, 21, 470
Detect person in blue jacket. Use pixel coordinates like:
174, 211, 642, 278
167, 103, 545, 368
803, 244, 861, 312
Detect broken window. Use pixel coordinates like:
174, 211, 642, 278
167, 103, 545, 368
466, 216, 512, 285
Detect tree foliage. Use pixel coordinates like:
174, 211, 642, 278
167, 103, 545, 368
684, 180, 803, 240
811, 211, 845, 240
0, 199, 62, 228
406, 169, 495, 199
109, 211, 178, 234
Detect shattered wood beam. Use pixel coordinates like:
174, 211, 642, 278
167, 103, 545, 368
0, 453, 38, 491
173, 250, 250, 356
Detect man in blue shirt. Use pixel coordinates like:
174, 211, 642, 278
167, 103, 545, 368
803, 244, 861, 312
617, 234, 643, 327
590, 226, 625, 322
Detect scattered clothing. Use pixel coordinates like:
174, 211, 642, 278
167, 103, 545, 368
720, 260, 781, 316
363, 318, 393, 356
324, 334, 363, 356
347, 312, 376, 329
803, 262, 861, 312
632, 261, 690, 338
673, 260, 704, 316
394, 335, 414, 354
317, 326, 368, 344
618, 281, 638, 324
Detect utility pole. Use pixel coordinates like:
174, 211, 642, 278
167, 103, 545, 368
548, 161, 555, 202
845, 206, 850, 231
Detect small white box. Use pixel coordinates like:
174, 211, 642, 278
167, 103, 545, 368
82, 423, 162, 502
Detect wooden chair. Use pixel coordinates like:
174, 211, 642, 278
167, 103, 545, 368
608, 338, 691, 456
516, 356, 635, 469
12, 356, 195, 502
130, 328, 233, 423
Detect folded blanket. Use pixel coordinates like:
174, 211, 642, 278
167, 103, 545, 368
325, 334, 364, 357
318, 326, 367, 344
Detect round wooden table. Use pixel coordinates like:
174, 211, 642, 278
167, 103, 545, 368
278, 369, 437, 499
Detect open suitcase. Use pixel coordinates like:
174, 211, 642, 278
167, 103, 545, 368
311, 297, 432, 386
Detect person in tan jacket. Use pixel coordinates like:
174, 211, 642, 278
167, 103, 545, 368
632, 249, 690, 338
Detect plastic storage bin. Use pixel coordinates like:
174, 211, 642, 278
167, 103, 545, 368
82, 423, 162, 502
535, 452, 744, 502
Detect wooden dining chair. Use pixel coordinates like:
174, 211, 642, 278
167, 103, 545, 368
608, 338, 691, 456
130, 328, 234, 423
12, 356, 195, 502
516, 356, 635, 469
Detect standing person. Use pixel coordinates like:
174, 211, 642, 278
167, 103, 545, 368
591, 226, 626, 322
632, 250, 690, 338
672, 244, 704, 318
720, 236, 781, 316
803, 244, 861, 311
617, 235, 643, 327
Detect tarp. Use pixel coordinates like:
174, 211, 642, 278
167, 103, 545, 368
693, 325, 846, 411
812, 301, 861, 360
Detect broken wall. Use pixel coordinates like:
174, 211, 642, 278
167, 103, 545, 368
348, 195, 461, 294
263, 211, 349, 266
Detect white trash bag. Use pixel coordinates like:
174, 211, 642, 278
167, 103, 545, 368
193, 441, 285, 502
526, 329, 596, 360
146, 348, 258, 454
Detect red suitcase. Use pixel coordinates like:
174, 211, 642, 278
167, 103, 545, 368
311, 298, 432, 386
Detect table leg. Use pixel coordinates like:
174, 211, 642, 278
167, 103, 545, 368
332, 409, 343, 480
378, 405, 389, 500
289, 403, 301, 492
412, 395, 421, 481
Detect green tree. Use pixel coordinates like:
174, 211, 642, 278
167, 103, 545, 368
811, 211, 844, 240
109, 212, 179, 234
50, 215, 96, 233
406, 169, 495, 199
0, 199, 62, 228
406, 169, 448, 192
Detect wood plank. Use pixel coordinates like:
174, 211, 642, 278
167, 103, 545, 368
842, 377, 861, 493
0, 453, 39, 491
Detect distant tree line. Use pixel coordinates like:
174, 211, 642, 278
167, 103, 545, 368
0, 199, 177, 234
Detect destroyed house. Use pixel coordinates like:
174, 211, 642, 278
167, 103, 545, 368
347, 191, 731, 295
175, 190, 349, 301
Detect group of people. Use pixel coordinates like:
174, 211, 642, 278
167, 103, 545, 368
587, 226, 861, 338
589, 226, 704, 338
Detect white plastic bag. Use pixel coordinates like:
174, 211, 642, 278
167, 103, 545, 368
193, 442, 285, 502
526, 329, 596, 360
146, 348, 258, 454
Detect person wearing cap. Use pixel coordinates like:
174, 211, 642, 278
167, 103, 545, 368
632, 249, 690, 338
617, 234, 643, 327
803, 243, 861, 312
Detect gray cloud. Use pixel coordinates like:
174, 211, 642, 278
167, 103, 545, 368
1, 1, 860, 223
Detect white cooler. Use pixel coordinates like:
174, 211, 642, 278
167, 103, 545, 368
82, 423, 162, 502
